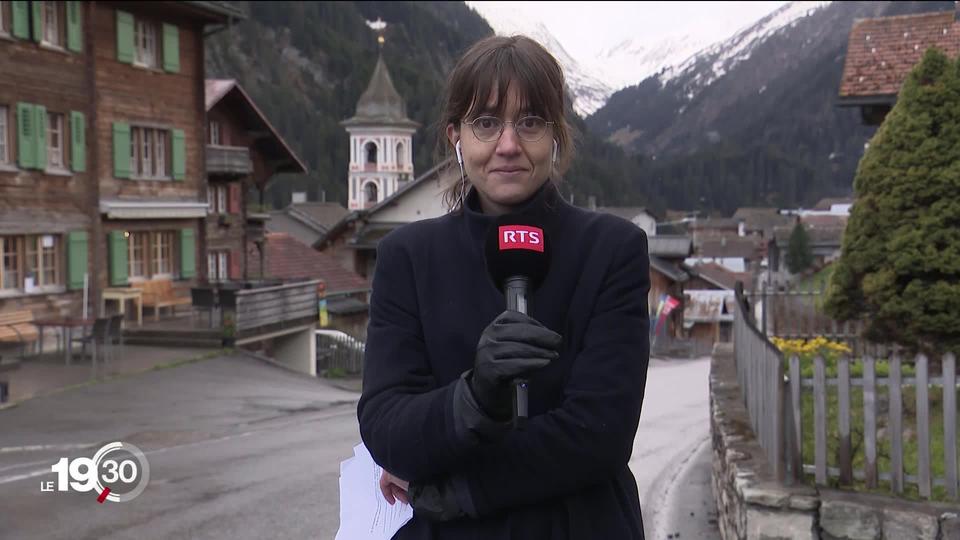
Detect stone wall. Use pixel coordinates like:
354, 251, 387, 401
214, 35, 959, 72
710, 343, 959, 540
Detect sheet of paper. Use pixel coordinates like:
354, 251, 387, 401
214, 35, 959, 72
335, 442, 413, 540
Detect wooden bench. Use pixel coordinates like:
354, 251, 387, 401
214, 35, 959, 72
0, 309, 39, 361
139, 279, 192, 321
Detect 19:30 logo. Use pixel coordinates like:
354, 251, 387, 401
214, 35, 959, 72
43, 441, 150, 503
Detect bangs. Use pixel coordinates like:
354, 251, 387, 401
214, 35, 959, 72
461, 46, 556, 120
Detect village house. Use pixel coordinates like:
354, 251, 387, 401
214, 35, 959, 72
0, 1, 242, 329
267, 198, 348, 248
203, 78, 307, 281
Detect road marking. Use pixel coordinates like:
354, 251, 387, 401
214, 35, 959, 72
0, 443, 98, 454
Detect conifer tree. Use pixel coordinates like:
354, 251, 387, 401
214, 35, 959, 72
786, 222, 814, 274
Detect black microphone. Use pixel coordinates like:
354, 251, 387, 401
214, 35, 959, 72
484, 214, 551, 429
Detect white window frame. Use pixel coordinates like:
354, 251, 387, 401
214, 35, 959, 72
134, 19, 157, 68
153, 231, 173, 277
217, 185, 227, 214
207, 251, 229, 281
128, 232, 146, 279
47, 112, 64, 169
0, 105, 8, 164
141, 128, 152, 177
0, 234, 62, 292
155, 132, 166, 177
2, 236, 20, 291
41, 1, 61, 47
209, 120, 220, 145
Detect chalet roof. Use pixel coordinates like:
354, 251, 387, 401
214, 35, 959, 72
813, 197, 855, 211
314, 159, 454, 249
287, 202, 349, 232
248, 233, 370, 295
732, 207, 795, 236
265, 212, 324, 246
204, 79, 307, 177
179, 1, 246, 22
687, 262, 751, 291
648, 235, 693, 259
650, 256, 689, 283
696, 237, 762, 259
839, 9, 959, 101
341, 55, 419, 129
690, 217, 739, 230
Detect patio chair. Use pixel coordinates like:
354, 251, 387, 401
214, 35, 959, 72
71, 318, 111, 365
107, 314, 124, 362
191, 287, 217, 328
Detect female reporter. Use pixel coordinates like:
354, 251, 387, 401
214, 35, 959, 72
357, 35, 651, 539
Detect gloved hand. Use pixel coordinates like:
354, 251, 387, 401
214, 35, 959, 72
408, 479, 467, 522
468, 310, 562, 420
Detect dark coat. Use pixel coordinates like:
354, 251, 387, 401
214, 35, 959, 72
358, 181, 651, 539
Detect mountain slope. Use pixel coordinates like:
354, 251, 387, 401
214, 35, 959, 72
587, 1, 956, 214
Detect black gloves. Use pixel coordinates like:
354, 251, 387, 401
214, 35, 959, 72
408, 479, 468, 522
469, 310, 562, 420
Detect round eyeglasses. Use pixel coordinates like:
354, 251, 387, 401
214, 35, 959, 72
462, 116, 554, 142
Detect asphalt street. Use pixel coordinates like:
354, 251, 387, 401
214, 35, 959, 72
0, 352, 718, 539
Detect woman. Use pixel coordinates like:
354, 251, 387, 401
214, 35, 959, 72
357, 35, 651, 539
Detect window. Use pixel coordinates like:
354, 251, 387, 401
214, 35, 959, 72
207, 251, 229, 281
134, 19, 157, 67
0, 105, 7, 164
41, 1, 62, 47
0, 234, 62, 291
47, 112, 64, 168
365, 142, 377, 164
130, 126, 170, 179
208, 120, 220, 145
2, 236, 20, 290
128, 232, 147, 278
208, 185, 227, 214
153, 231, 173, 276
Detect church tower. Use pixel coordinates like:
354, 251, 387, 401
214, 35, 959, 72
341, 48, 419, 210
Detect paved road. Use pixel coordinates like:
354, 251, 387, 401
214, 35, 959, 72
0, 353, 718, 539
631, 356, 720, 540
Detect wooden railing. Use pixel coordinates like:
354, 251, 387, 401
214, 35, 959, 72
207, 145, 253, 176
787, 352, 958, 500
735, 282, 960, 501
733, 283, 787, 480
233, 280, 318, 334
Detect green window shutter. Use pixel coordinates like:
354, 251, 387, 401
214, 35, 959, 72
31, 1, 42, 42
16, 102, 35, 168
116, 10, 134, 64
113, 122, 130, 178
11, 1, 29, 39
179, 228, 196, 279
67, 231, 88, 290
162, 24, 180, 73
66, 2, 82, 53
108, 231, 129, 286
71, 111, 86, 172
172, 129, 185, 180
34, 105, 47, 170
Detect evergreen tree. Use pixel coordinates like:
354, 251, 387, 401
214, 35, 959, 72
824, 48, 960, 352
785, 222, 813, 274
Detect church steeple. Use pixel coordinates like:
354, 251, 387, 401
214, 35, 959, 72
340, 23, 419, 211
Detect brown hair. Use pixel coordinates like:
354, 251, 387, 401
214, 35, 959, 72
436, 35, 575, 211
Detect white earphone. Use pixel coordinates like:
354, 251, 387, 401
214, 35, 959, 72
455, 140, 463, 165
552, 139, 558, 165
455, 140, 466, 208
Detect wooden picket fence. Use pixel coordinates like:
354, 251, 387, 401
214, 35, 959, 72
733, 283, 960, 501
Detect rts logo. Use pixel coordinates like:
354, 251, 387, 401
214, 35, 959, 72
498, 225, 544, 253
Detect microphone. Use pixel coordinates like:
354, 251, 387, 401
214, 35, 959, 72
484, 214, 551, 429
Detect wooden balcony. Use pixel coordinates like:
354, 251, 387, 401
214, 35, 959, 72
229, 280, 319, 343
207, 145, 253, 177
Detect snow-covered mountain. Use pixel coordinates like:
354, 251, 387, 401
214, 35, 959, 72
465, 2, 612, 116
469, 1, 834, 117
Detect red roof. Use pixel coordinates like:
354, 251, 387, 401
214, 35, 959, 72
839, 11, 959, 98
249, 233, 370, 294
